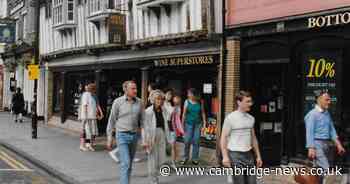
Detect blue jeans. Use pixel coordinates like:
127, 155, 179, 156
116, 132, 138, 184
315, 140, 335, 184
184, 123, 201, 161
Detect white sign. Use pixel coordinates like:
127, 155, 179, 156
203, 83, 212, 94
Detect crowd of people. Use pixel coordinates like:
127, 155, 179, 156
70, 80, 347, 184
78, 80, 207, 184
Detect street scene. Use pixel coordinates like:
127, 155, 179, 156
0, 0, 349, 184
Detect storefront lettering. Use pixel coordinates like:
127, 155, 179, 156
308, 12, 350, 28
307, 58, 335, 78
154, 55, 215, 67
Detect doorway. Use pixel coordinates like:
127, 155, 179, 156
241, 63, 288, 166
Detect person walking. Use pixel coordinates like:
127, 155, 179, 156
180, 88, 207, 165
106, 80, 144, 184
142, 89, 171, 184
90, 83, 103, 146
305, 90, 346, 184
12, 87, 24, 123
79, 83, 98, 151
169, 94, 184, 168
220, 91, 263, 184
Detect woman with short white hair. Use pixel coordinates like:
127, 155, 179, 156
142, 89, 171, 184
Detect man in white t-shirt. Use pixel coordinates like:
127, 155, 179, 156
220, 91, 262, 184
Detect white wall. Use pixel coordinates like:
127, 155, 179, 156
0, 0, 8, 18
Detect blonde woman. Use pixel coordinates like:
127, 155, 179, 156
142, 90, 171, 184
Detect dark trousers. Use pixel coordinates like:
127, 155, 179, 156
229, 150, 256, 184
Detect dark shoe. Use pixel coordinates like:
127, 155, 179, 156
192, 160, 199, 165
19, 120, 23, 123
14, 120, 17, 123
180, 159, 188, 165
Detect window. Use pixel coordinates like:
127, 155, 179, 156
45, 2, 52, 18
53, 0, 63, 25
67, 0, 74, 21
53, 0, 75, 26
23, 14, 26, 39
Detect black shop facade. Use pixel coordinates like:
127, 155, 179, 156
228, 9, 350, 167
46, 40, 221, 148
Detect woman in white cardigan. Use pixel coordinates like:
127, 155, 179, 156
142, 90, 171, 184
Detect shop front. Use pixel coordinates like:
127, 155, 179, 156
230, 9, 350, 167
147, 54, 220, 148
51, 66, 142, 135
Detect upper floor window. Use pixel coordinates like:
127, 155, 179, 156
67, 0, 74, 21
53, 0, 63, 25
52, 0, 76, 27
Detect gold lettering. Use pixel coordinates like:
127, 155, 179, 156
316, 17, 326, 27
325, 15, 332, 27
341, 12, 350, 24
199, 56, 205, 64
334, 14, 341, 25
308, 17, 317, 28
208, 56, 214, 64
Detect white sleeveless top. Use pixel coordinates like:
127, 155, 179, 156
223, 111, 255, 152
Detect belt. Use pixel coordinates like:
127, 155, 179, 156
118, 131, 137, 134
315, 138, 332, 141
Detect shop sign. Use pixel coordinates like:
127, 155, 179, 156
108, 14, 126, 45
303, 53, 338, 116
0, 20, 16, 43
308, 12, 350, 29
154, 55, 215, 67
28, 64, 39, 80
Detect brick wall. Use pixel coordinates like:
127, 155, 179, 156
224, 37, 240, 115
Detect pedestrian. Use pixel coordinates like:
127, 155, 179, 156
11, 87, 24, 123
147, 82, 159, 107
79, 83, 98, 151
180, 88, 207, 165
142, 89, 171, 184
164, 89, 174, 113
305, 90, 346, 184
106, 80, 144, 184
220, 90, 263, 184
169, 94, 184, 168
90, 83, 104, 146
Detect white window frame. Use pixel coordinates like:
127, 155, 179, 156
53, 0, 63, 25
67, 0, 75, 22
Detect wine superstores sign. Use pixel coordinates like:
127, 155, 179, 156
0, 19, 15, 44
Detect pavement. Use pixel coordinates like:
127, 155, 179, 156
0, 112, 347, 184
0, 145, 64, 184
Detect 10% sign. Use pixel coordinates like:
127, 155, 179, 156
307, 58, 335, 78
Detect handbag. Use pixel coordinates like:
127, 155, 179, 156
294, 160, 320, 184
171, 110, 184, 137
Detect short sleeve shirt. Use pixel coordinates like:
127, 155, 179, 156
223, 111, 255, 152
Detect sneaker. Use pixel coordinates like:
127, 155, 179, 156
79, 146, 88, 152
109, 151, 120, 163
192, 160, 199, 165
86, 143, 95, 151
14, 120, 17, 123
133, 157, 142, 163
19, 120, 23, 123
180, 159, 188, 165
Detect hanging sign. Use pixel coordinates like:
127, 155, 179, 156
28, 64, 39, 80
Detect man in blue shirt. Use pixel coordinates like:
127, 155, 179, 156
305, 91, 346, 183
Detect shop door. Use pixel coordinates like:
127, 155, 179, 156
242, 63, 288, 166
